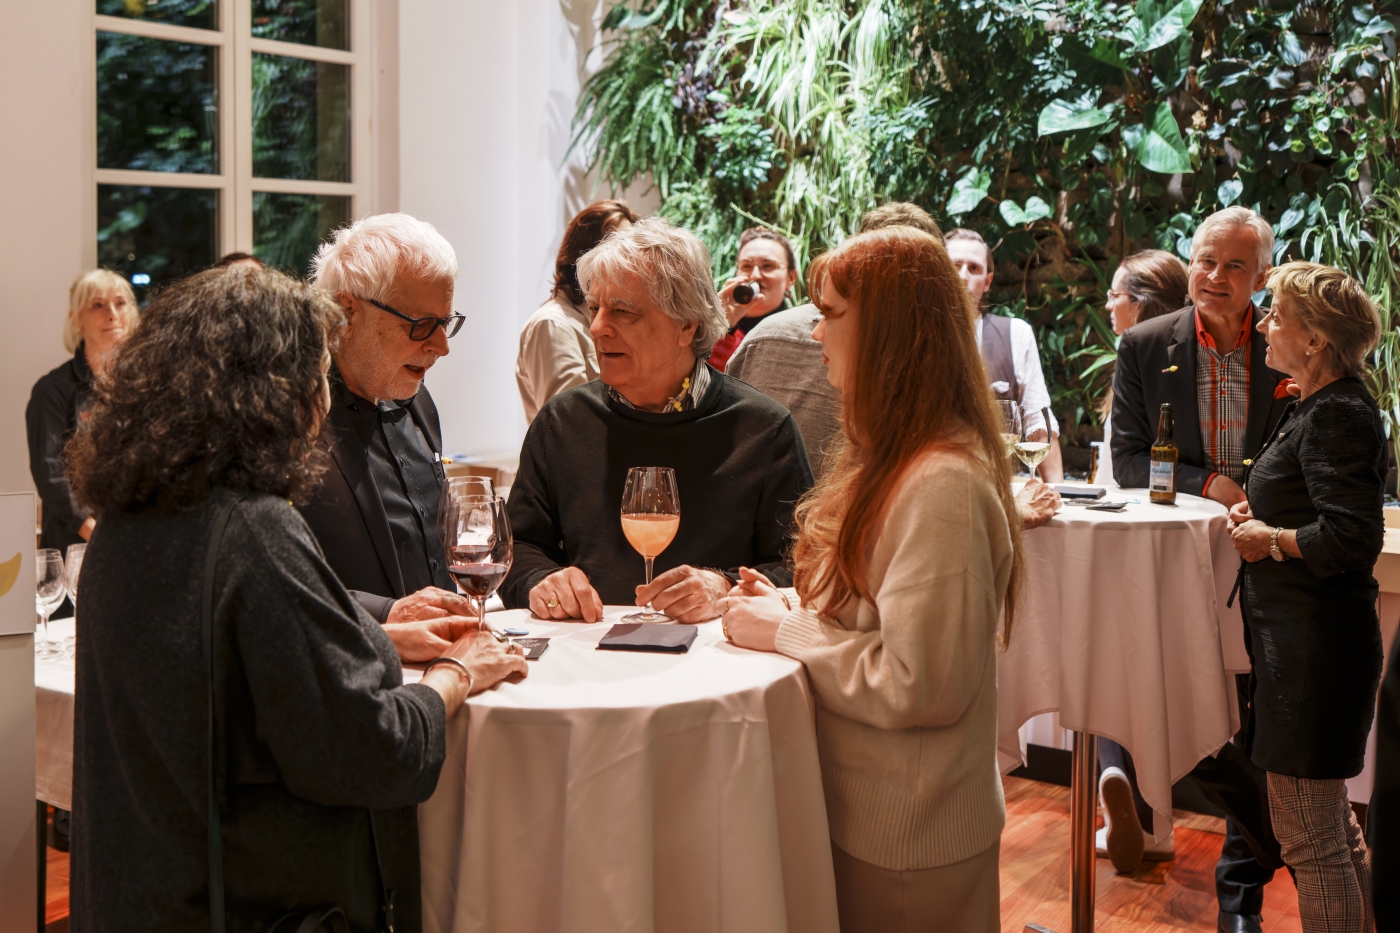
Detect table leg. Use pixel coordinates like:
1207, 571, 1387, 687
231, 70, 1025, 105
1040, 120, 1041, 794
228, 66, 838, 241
1070, 731, 1099, 933
37, 800, 46, 933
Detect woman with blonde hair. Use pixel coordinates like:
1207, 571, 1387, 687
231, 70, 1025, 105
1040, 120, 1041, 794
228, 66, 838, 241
720, 226, 1021, 930
27, 269, 138, 552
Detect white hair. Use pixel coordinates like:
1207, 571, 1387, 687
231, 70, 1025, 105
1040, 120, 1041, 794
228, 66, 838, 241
575, 216, 728, 359
1192, 206, 1275, 273
312, 212, 457, 301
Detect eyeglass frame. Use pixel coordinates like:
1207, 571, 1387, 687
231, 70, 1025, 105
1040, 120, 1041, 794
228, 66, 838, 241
356, 295, 465, 341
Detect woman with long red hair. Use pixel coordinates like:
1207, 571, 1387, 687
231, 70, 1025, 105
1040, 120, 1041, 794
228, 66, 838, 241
720, 225, 1021, 930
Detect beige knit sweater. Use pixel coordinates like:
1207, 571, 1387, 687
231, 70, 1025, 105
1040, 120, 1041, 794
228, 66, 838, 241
774, 445, 1013, 871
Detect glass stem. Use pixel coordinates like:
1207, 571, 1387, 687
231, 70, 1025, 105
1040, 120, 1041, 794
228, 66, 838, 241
644, 557, 655, 612
40, 611, 50, 650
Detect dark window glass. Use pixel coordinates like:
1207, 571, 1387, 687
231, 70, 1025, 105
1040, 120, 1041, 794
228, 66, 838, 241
252, 53, 350, 181
98, 185, 218, 304
97, 32, 219, 174
251, 0, 348, 50
253, 192, 350, 277
97, 0, 217, 30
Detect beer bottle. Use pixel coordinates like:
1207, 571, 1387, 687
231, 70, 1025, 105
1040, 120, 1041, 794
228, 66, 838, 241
1149, 402, 1178, 505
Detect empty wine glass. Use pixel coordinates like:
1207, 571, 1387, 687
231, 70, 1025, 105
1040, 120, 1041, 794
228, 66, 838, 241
621, 466, 680, 622
440, 485, 512, 640
1015, 409, 1052, 476
997, 401, 1022, 463
63, 543, 86, 656
35, 549, 65, 660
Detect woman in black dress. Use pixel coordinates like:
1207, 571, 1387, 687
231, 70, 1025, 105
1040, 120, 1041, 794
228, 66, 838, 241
1228, 261, 1385, 932
66, 265, 528, 932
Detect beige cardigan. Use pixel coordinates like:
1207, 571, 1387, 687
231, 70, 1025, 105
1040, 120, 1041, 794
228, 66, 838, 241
774, 446, 1013, 871
515, 293, 599, 423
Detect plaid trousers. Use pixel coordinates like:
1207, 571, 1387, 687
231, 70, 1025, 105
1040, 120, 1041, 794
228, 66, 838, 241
1267, 772, 1372, 932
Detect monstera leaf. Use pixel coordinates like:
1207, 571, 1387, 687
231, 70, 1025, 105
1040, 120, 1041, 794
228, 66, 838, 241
1126, 103, 1191, 174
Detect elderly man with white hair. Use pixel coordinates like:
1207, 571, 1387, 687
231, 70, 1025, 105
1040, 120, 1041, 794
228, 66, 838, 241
1109, 205, 1293, 933
298, 212, 478, 630
502, 216, 813, 623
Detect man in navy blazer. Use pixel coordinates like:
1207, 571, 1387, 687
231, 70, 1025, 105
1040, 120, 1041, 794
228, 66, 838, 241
299, 213, 471, 624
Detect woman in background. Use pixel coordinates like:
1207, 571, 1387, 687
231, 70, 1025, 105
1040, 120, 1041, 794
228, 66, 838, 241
517, 199, 638, 423
720, 226, 1020, 931
27, 269, 137, 553
710, 227, 799, 370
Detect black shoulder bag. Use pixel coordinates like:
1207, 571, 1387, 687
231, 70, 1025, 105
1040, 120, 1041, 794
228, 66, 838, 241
203, 499, 397, 933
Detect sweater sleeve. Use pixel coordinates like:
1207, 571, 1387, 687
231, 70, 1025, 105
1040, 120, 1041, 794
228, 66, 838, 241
738, 413, 812, 587
226, 503, 447, 809
1294, 395, 1386, 579
26, 376, 90, 537
501, 420, 566, 607
773, 459, 1008, 731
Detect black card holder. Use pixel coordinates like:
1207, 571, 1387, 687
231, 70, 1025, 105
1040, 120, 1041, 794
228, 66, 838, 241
596, 622, 698, 653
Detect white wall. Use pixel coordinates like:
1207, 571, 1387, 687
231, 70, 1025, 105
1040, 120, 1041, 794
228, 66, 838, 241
400, 0, 657, 462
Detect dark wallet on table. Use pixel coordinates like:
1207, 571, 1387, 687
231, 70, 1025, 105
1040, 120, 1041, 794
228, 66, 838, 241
596, 622, 698, 653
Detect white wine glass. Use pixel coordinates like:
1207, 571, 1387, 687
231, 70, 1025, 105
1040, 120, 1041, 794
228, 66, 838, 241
997, 401, 1023, 462
1015, 408, 1052, 476
440, 487, 512, 641
621, 466, 680, 623
63, 543, 86, 656
35, 549, 65, 660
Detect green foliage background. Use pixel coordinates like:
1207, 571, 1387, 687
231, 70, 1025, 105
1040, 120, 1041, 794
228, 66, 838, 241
573, 0, 1400, 455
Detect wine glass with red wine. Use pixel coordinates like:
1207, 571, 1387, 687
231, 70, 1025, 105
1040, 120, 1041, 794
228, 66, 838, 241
440, 488, 513, 640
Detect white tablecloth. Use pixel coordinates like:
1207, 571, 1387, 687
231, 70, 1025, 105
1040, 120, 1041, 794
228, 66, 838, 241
35, 617, 75, 811
998, 491, 1247, 842
413, 607, 838, 933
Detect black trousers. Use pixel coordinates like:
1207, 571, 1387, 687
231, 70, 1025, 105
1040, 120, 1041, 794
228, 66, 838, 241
1097, 675, 1284, 914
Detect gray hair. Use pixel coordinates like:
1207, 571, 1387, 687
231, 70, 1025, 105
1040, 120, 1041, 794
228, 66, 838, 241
312, 212, 458, 301
1192, 206, 1275, 273
575, 216, 728, 359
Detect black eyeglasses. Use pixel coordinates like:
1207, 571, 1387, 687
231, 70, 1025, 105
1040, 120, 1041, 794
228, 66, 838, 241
358, 296, 465, 341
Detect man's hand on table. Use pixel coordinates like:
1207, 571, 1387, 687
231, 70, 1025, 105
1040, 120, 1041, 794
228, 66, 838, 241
637, 565, 731, 623
530, 567, 605, 622
717, 567, 787, 651
1016, 477, 1061, 529
384, 616, 480, 663
386, 586, 475, 623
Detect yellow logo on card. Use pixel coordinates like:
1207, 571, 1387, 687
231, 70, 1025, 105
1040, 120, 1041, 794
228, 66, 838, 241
0, 552, 19, 597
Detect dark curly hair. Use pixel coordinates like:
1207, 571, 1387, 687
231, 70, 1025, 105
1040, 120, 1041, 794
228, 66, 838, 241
67, 265, 345, 513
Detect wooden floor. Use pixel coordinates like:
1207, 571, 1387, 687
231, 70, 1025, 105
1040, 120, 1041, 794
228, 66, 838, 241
44, 782, 1305, 931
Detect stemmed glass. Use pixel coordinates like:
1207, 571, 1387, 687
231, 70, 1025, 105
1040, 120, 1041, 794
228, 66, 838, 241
620, 467, 680, 622
1015, 408, 1053, 476
64, 543, 86, 656
438, 475, 494, 525
439, 485, 512, 641
35, 549, 65, 659
997, 401, 1023, 464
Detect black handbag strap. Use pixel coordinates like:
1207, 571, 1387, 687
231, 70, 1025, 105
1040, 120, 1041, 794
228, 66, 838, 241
203, 497, 396, 933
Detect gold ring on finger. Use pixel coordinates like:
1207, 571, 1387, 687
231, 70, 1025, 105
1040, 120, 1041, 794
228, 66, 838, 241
547, 596, 559, 608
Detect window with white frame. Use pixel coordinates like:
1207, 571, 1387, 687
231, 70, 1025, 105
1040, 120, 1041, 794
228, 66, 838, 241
93, 0, 370, 300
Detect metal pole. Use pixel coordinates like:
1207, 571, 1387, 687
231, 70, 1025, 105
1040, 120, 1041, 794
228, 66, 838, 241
37, 800, 46, 933
1069, 731, 1098, 933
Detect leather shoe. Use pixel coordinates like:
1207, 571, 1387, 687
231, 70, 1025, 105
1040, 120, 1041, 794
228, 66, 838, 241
1217, 912, 1264, 933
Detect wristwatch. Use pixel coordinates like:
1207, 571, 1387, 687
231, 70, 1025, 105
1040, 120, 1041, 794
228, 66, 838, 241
1269, 526, 1286, 562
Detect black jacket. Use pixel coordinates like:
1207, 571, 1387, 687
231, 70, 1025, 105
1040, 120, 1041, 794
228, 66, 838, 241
1239, 377, 1385, 779
26, 346, 94, 552
502, 370, 812, 607
297, 375, 449, 622
1111, 306, 1290, 495
71, 491, 447, 933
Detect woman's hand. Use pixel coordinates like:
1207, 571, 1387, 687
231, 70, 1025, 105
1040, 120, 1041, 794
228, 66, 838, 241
718, 569, 790, 652
1230, 518, 1273, 562
1226, 500, 1253, 533
384, 616, 481, 663
420, 629, 530, 718
717, 276, 750, 328
529, 567, 604, 622
1016, 477, 1061, 529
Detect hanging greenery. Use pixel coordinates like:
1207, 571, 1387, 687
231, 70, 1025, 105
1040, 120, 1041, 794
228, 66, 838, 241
573, 0, 1400, 467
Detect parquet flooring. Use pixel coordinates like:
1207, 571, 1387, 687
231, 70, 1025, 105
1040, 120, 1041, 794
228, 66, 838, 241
1000, 776, 1303, 933
44, 784, 1306, 931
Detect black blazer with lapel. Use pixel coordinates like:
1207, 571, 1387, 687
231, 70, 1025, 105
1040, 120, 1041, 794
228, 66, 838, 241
298, 380, 448, 622
1111, 305, 1290, 496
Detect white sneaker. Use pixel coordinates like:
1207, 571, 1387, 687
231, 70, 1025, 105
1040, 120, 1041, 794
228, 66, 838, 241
1097, 766, 1144, 873
1096, 825, 1176, 861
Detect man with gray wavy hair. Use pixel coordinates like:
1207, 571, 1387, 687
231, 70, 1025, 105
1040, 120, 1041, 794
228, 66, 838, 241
298, 212, 481, 640
502, 216, 813, 622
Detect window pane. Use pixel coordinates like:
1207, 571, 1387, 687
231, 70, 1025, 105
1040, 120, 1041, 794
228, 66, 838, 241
97, 32, 218, 174
252, 54, 349, 181
98, 185, 218, 304
253, 193, 350, 277
251, 0, 348, 50
97, 0, 217, 31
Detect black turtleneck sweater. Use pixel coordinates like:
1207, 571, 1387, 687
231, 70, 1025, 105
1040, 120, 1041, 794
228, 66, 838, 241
501, 366, 813, 608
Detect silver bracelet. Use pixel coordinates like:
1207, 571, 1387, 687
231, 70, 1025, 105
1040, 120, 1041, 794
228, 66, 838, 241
424, 656, 475, 696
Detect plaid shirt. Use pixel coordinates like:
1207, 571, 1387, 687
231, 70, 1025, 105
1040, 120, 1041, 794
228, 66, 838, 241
1195, 308, 1252, 484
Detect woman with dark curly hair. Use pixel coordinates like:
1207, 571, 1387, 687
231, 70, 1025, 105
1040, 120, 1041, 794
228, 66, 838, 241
67, 265, 528, 932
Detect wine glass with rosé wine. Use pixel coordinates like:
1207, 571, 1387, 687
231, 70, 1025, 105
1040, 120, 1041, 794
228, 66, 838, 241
620, 466, 680, 622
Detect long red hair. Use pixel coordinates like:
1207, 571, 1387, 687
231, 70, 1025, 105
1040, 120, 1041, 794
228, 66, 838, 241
793, 227, 1023, 645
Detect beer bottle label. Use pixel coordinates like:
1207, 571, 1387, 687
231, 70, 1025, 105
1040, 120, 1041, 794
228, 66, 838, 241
1149, 459, 1174, 493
